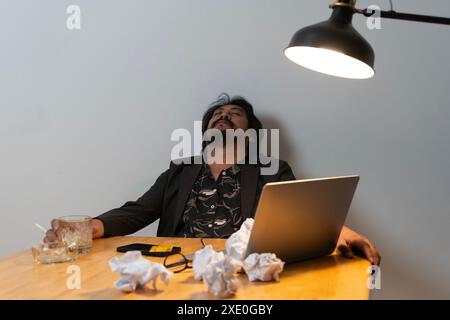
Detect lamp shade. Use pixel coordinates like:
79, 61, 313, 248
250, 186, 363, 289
285, 6, 375, 79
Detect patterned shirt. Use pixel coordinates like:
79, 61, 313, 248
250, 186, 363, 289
176, 164, 243, 238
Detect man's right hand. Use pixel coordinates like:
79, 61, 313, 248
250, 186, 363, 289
43, 218, 105, 243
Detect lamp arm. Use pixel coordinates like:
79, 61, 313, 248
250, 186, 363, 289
361, 9, 450, 26
328, 1, 450, 25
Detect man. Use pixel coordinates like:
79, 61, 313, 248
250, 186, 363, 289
45, 94, 381, 265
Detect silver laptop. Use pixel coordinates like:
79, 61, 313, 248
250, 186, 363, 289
245, 175, 359, 264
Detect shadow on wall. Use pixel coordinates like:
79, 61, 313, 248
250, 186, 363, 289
348, 204, 450, 299
260, 114, 450, 299
258, 114, 307, 179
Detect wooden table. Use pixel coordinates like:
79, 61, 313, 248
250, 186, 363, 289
0, 236, 370, 299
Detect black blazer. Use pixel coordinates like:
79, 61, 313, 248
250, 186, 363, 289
96, 157, 296, 237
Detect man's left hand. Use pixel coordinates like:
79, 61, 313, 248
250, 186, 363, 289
336, 226, 381, 265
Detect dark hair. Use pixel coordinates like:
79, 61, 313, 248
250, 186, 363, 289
201, 93, 264, 155
201, 93, 263, 134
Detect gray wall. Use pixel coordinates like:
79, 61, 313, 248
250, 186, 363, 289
1, 0, 449, 299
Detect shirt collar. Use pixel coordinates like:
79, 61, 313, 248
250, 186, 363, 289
202, 163, 241, 177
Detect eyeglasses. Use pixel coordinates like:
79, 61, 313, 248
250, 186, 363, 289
163, 238, 208, 273
163, 252, 192, 273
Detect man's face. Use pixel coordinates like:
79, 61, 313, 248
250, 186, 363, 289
207, 104, 249, 132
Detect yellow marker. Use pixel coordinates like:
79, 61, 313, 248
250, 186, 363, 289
149, 245, 173, 253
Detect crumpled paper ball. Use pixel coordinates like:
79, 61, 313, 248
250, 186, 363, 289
243, 253, 285, 282
109, 251, 173, 292
193, 245, 224, 281
192, 217, 286, 296
202, 253, 242, 298
225, 218, 254, 262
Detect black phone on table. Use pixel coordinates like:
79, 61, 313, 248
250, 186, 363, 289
116, 243, 181, 257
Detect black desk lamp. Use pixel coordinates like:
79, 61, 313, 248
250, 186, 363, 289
284, 0, 450, 79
